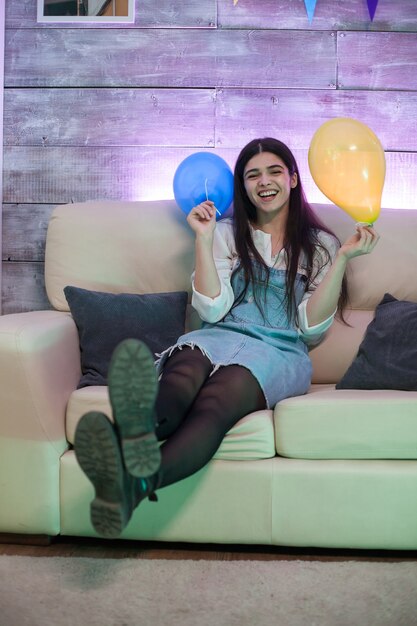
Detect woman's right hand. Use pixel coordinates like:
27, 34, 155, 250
187, 201, 217, 238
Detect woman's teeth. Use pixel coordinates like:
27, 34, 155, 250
259, 190, 277, 197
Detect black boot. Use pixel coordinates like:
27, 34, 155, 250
74, 411, 159, 539
108, 338, 161, 477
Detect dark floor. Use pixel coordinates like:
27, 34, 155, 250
1, 534, 417, 562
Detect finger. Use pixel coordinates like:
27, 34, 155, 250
353, 228, 373, 253
364, 231, 375, 251
365, 227, 379, 242
205, 204, 216, 219
362, 231, 380, 253
193, 206, 211, 220
194, 203, 216, 220
198, 201, 215, 215
205, 207, 217, 221
363, 227, 380, 247
356, 226, 369, 246
362, 226, 377, 243
368, 236, 380, 252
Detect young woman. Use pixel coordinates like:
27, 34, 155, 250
74, 138, 379, 538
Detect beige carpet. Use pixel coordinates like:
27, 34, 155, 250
1, 555, 417, 626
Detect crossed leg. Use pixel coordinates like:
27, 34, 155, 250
155, 347, 266, 488
74, 341, 266, 537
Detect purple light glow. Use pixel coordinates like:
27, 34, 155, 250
132, 150, 416, 212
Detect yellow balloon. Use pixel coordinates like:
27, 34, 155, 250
308, 118, 386, 224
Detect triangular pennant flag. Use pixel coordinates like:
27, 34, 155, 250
366, 0, 379, 20
303, 0, 318, 23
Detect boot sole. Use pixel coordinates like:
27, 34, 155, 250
74, 411, 131, 539
108, 339, 161, 478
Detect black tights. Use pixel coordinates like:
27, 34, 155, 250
154, 347, 266, 489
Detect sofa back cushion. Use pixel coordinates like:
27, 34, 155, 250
45, 200, 417, 384
45, 200, 195, 311
314, 204, 417, 310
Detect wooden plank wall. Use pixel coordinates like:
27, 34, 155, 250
3, 0, 417, 314
0, 5, 4, 314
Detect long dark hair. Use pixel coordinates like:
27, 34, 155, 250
231, 137, 348, 322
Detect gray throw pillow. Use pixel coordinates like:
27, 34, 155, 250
64, 286, 188, 388
336, 293, 417, 391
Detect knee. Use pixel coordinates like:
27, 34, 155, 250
161, 365, 201, 400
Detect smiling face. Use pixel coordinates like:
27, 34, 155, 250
243, 151, 298, 224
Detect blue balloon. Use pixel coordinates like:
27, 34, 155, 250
173, 152, 234, 219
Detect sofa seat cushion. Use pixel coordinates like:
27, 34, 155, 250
66, 387, 276, 461
274, 384, 417, 460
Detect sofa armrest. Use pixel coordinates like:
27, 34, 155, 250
0, 310, 81, 448
0, 310, 81, 534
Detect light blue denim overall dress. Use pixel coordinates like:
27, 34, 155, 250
158, 261, 312, 409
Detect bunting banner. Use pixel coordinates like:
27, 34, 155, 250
232, 1, 379, 23
303, 0, 318, 23
366, 0, 379, 21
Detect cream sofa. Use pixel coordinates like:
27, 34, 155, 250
1, 199, 417, 549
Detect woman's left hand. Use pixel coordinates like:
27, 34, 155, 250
339, 225, 380, 261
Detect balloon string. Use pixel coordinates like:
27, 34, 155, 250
205, 178, 221, 216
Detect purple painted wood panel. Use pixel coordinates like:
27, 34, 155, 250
13, 87, 417, 152
5, 29, 336, 89
3, 0, 417, 315
6, 0, 417, 31
3, 147, 416, 315
3, 147, 416, 316
4, 88, 216, 147
215, 89, 417, 151
338, 32, 417, 90
6, 0, 216, 29
2, 204, 56, 262
2, 262, 51, 314
4, 145, 417, 211
218, 0, 417, 31
3, 146, 217, 203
